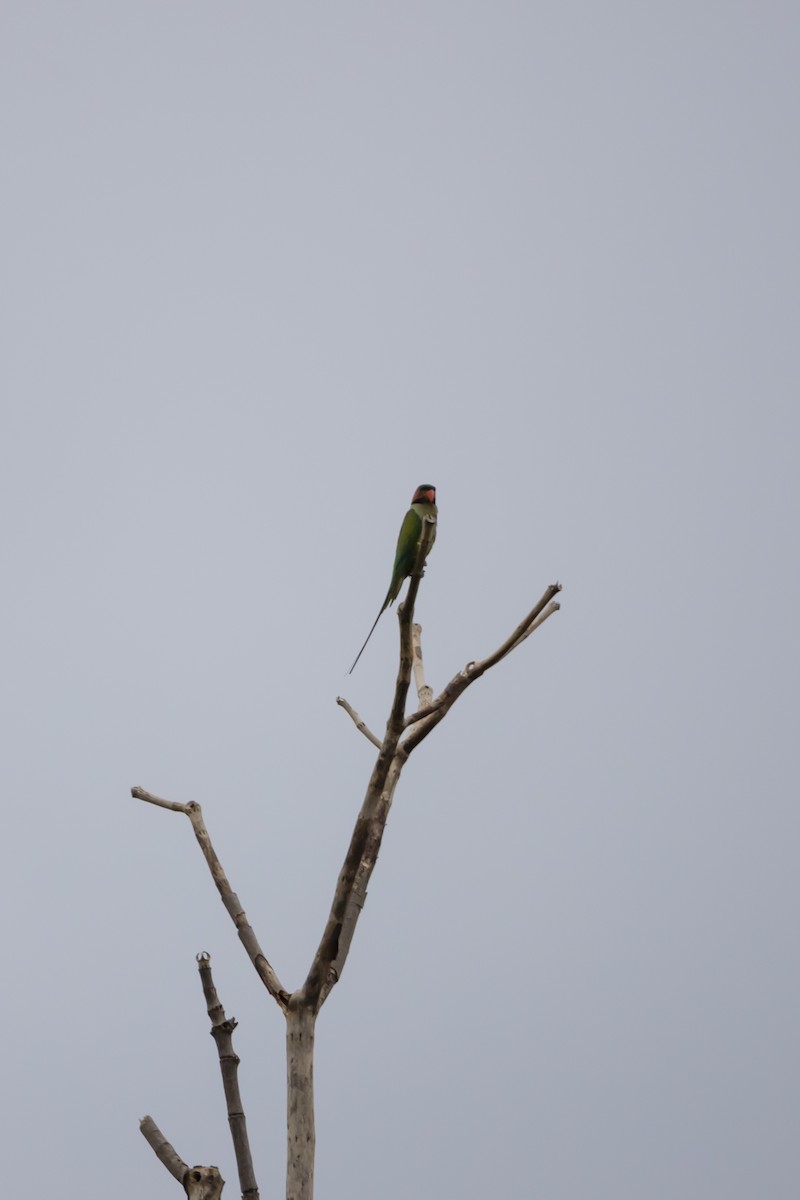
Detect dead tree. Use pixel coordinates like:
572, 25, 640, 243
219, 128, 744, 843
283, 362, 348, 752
132, 513, 560, 1198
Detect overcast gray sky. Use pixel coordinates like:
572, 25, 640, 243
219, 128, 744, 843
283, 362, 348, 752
2, 3, 798, 1197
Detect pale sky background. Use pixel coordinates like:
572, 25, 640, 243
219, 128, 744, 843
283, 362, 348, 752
2, 4, 798, 1197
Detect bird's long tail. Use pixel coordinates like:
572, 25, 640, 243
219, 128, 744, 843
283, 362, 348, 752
349, 596, 390, 674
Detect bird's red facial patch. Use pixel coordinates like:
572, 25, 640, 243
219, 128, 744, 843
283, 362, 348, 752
413, 484, 436, 504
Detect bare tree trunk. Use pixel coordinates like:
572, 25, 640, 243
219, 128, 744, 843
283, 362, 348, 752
286, 1002, 316, 1200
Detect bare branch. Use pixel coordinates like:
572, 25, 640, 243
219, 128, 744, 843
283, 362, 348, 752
411, 623, 433, 708
504, 598, 560, 652
131, 786, 290, 1010
301, 517, 437, 1012
316, 753, 404, 1009
140, 1115, 188, 1183
132, 787, 191, 814
197, 953, 260, 1200
401, 583, 562, 754
471, 582, 561, 672
336, 696, 382, 749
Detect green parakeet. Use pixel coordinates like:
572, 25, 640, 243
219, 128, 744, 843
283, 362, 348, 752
349, 484, 437, 673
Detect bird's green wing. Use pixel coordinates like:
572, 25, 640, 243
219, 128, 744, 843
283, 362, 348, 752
386, 506, 423, 605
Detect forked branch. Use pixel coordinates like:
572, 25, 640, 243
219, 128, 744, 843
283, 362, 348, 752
401, 583, 562, 742
300, 516, 437, 1011
328, 575, 562, 1007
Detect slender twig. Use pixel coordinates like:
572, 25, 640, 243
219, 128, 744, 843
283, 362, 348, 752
505, 599, 560, 650
470, 582, 561, 671
336, 696, 382, 748
140, 1116, 188, 1183
403, 584, 562, 730
401, 584, 562, 755
131, 787, 290, 1010
197, 953, 260, 1200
